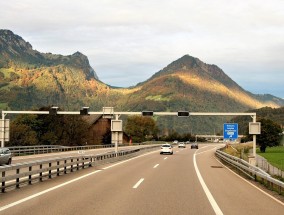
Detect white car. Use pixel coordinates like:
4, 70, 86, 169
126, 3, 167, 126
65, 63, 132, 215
178, 142, 186, 148
160, 144, 173, 155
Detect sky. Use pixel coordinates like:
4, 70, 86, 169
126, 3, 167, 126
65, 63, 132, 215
1, 0, 284, 98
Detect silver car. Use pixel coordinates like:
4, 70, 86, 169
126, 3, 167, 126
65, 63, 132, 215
0, 147, 12, 165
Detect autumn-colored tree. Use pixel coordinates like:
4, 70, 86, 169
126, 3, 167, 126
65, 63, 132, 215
125, 116, 159, 143
9, 124, 38, 146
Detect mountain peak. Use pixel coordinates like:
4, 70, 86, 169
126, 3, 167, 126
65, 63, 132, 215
0, 29, 32, 51
0, 29, 99, 80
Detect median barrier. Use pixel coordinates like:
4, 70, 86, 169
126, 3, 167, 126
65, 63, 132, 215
0, 145, 161, 193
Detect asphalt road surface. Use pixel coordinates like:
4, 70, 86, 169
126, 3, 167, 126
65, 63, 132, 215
1, 144, 283, 215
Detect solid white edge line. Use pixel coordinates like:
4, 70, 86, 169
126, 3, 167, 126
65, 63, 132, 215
153, 164, 159, 168
133, 178, 144, 189
194, 151, 224, 215
0, 170, 102, 212
0, 149, 160, 212
214, 157, 284, 207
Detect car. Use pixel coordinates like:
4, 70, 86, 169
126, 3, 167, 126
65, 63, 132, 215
160, 144, 173, 155
191, 142, 198, 149
173, 140, 178, 144
178, 142, 186, 148
0, 147, 12, 165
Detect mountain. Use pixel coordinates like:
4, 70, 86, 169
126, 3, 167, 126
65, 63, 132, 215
0, 30, 283, 134
0, 29, 98, 80
129, 55, 282, 111
120, 55, 283, 134
0, 29, 115, 110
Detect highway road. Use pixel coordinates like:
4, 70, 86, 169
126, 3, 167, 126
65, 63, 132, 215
1, 144, 283, 215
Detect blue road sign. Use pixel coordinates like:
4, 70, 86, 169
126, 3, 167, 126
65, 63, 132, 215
223, 123, 238, 140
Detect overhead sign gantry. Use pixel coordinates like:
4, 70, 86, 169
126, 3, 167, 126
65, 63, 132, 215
1, 108, 259, 164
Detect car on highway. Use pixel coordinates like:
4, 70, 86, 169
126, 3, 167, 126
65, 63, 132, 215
191, 142, 199, 149
178, 142, 186, 148
160, 144, 173, 155
0, 147, 12, 165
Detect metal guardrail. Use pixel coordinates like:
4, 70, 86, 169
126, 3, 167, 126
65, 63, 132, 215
215, 149, 284, 195
8, 144, 119, 156
0, 145, 161, 193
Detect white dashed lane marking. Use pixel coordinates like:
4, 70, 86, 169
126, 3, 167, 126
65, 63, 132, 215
133, 178, 144, 189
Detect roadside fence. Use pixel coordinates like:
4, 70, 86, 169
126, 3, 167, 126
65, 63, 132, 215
0, 145, 161, 193
256, 155, 284, 179
215, 149, 284, 195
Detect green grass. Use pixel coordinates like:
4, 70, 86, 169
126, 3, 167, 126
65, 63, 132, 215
0, 68, 14, 78
257, 146, 284, 171
145, 95, 170, 101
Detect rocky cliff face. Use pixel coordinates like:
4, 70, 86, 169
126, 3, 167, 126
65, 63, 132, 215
0, 29, 98, 80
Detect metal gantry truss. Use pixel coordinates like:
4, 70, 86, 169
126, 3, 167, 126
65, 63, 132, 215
1, 109, 258, 163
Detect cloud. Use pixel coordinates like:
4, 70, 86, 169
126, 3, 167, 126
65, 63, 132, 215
0, 0, 283, 97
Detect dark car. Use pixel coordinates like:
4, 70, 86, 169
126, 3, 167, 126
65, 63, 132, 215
0, 147, 12, 165
191, 142, 198, 149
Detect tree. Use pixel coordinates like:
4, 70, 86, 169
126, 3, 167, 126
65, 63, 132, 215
125, 116, 159, 143
9, 106, 89, 146
245, 118, 282, 152
9, 122, 38, 146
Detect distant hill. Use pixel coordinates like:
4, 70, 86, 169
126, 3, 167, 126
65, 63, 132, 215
0, 30, 283, 134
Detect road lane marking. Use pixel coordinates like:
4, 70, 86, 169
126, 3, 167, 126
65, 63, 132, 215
0, 170, 102, 212
153, 164, 159, 168
196, 146, 218, 155
194, 151, 223, 215
214, 157, 284, 207
0, 149, 160, 212
164, 157, 168, 160
133, 178, 144, 189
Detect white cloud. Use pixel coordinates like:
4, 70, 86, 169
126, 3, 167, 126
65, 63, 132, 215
0, 0, 284, 97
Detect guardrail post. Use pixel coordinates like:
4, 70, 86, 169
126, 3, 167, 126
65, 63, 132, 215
29, 166, 32, 185
57, 161, 60, 176
16, 168, 20, 189
39, 164, 43, 182
64, 160, 67, 174
71, 159, 73, 172
49, 162, 52, 179
77, 158, 79, 170
2, 171, 5, 193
